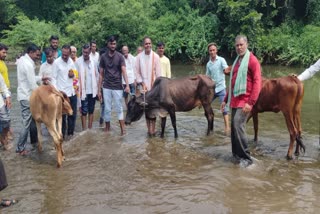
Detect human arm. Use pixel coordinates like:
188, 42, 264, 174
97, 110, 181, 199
121, 65, 130, 93
167, 58, 171, 78
246, 55, 262, 111
97, 67, 104, 101
0, 75, 11, 108
298, 58, 320, 81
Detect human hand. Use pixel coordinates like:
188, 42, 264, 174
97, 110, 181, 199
5, 97, 11, 109
221, 102, 226, 113
242, 103, 252, 113
68, 69, 75, 78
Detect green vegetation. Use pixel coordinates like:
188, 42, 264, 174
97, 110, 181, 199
1, 0, 320, 66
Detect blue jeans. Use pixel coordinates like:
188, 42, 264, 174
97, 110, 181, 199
213, 89, 228, 115
103, 88, 123, 122
16, 100, 38, 153
123, 83, 135, 98
81, 94, 96, 116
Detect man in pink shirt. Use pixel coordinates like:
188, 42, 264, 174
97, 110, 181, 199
221, 35, 262, 165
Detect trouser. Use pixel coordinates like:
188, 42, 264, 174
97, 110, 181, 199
62, 95, 77, 137
16, 100, 38, 153
0, 158, 7, 191
103, 88, 124, 122
231, 108, 251, 160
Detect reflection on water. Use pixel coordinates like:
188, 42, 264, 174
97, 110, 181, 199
1, 64, 319, 213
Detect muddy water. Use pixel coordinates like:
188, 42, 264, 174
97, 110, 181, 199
1, 64, 319, 214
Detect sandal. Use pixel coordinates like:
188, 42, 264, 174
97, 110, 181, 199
0, 199, 18, 207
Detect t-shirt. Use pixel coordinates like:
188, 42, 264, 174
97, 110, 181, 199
99, 51, 125, 90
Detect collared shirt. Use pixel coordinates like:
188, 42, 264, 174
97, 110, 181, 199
224, 52, 262, 108
75, 56, 99, 99
99, 51, 125, 90
90, 52, 100, 68
17, 54, 40, 101
122, 54, 136, 84
298, 58, 320, 81
159, 55, 171, 78
206, 55, 228, 93
52, 57, 76, 97
41, 49, 62, 64
0, 60, 10, 88
38, 61, 54, 84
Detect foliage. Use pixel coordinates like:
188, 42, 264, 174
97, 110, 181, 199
65, 0, 152, 51
2, 16, 63, 52
1, 0, 320, 65
147, 5, 219, 63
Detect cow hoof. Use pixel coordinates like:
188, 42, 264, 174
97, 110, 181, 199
286, 155, 293, 160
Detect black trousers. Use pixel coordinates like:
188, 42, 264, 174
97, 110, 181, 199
62, 95, 78, 137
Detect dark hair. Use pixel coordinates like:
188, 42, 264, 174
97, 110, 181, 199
82, 44, 90, 50
90, 40, 97, 47
99, 47, 108, 56
49, 35, 59, 41
26, 44, 40, 53
44, 47, 53, 56
0, 43, 8, 51
61, 44, 71, 52
156, 41, 165, 47
107, 35, 117, 43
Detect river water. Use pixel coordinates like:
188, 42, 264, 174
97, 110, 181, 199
1, 63, 319, 214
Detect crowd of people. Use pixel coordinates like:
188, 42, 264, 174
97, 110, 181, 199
0, 33, 319, 208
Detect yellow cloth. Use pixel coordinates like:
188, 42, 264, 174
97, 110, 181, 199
159, 55, 171, 78
72, 69, 80, 97
0, 60, 10, 88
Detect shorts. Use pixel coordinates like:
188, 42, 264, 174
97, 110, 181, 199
81, 94, 96, 116
213, 89, 228, 115
0, 105, 10, 131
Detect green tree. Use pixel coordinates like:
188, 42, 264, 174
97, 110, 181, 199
2, 16, 63, 54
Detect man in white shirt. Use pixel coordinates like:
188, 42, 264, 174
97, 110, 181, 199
52, 45, 78, 139
135, 37, 161, 136
298, 59, 320, 81
38, 47, 54, 84
121, 45, 136, 107
16, 44, 41, 155
89, 41, 99, 69
75, 44, 99, 130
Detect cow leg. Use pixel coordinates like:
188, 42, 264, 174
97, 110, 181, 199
169, 110, 178, 138
294, 102, 305, 156
35, 121, 43, 152
160, 117, 167, 138
203, 104, 214, 135
56, 117, 65, 159
252, 113, 258, 142
46, 124, 63, 167
283, 112, 297, 160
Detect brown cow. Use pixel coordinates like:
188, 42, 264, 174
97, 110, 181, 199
30, 85, 73, 167
125, 75, 215, 137
248, 75, 305, 159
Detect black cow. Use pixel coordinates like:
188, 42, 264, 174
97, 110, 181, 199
125, 75, 215, 138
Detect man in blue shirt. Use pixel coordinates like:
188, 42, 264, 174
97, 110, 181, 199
206, 42, 230, 134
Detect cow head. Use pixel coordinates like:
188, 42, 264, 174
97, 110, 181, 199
60, 92, 73, 115
125, 95, 145, 125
